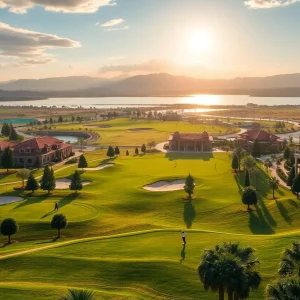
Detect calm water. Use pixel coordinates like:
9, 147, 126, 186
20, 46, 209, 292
1, 95, 300, 109
52, 135, 78, 143
0, 118, 37, 124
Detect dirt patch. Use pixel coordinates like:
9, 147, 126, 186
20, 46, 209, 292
128, 128, 153, 132
143, 180, 185, 192
0, 196, 23, 206
83, 163, 114, 171
56, 179, 91, 189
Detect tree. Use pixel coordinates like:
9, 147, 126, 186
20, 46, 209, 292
58, 116, 63, 123
16, 169, 31, 188
244, 169, 250, 187
9, 124, 18, 141
266, 279, 300, 300
1, 123, 10, 137
287, 166, 296, 187
290, 153, 295, 166
269, 176, 279, 199
283, 146, 291, 160
292, 173, 300, 199
51, 214, 67, 238
107, 146, 115, 158
184, 173, 195, 199
1, 147, 13, 172
77, 137, 86, 152
126, 150, 129, 156
147, 141, 156, 149
0, 218, 19, 244
49, 117, 53, 124
242, 186, 258, 211
69, 170, 83, 194
250, 166, 261, 191
40, 165, 56, 194
115, 146, 120, 156
251, 139, 261, 158
60, 289, 94, 300
264, 158, 273, 172
71, 116, 75, 123
232, 154, 239, 172
279, 241, 300, 278
198, 242, 261, 300
135, 147, 139, 155
242, 155, 256, 170
25, 174, 39, 193
78, 155, 88, 170
233, 147, 247, 172
141, 144, 146, 154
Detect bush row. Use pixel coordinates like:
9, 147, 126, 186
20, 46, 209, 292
276, 167, 287, 183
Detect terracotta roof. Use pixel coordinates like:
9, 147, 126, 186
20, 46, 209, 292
238, 130, 280, 142
0, 141, 17, 150
14, 136, 64, 151
169, 131, 213, 142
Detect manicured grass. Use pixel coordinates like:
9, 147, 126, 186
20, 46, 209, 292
23, 118, 239, 146
0, 151, 299, 299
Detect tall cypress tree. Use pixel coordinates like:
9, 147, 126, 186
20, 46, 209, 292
126, 150, 129, 156
69, 170, 83, 194
78, 155, 88, 170
141, 144, 146, 154
283, 146, 291, 160
287, 166, 296, 187
1, 123, 10, 137
40, 165, 56, 194
292, 173, 300, 200
244, 169, 250, 187
114, 146, 120, 156
231, 154, 239, 172
184, 173, 196, 199
1, 147, 13, 173
251, 139, 261, 158
9, 124, 18, 141
107, 146, 115, 158
135, 147, 139, 155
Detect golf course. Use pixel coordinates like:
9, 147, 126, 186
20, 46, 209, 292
0, 140, 299, 299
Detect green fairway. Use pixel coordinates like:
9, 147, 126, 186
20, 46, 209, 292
0, 151, 299, 299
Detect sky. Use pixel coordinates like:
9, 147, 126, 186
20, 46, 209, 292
1, 0, 300, 81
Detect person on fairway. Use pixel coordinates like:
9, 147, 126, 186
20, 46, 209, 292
181, 231, 186, 245
54, 202, 58, 211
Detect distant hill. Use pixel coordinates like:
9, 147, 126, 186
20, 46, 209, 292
2, 73, 300, 98
0, 76, 110, 92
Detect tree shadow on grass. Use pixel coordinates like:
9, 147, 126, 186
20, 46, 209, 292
57, 193, 77, 209
13, 193, 53, 209
248, 209, 274, 234
183, 200, 196, 229
41, 210, 56, 219
165, 152, 213, 161
257, 198, 277, 228
275, 200, 292, 224
35, 237, 59, 245
234, 173, 243, 195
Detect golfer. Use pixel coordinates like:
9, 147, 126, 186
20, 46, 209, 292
54, 202, 59, 211
181, 231, 187, 245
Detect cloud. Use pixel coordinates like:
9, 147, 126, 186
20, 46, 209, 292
97, 18, 124, 27
0, 22, 80, 65
99, 60, 174, 74
109, 55, 125, 60
0, 0, 116, 14
245, 0, 299, 8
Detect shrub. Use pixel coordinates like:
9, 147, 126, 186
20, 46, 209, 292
276, 167, 287, 183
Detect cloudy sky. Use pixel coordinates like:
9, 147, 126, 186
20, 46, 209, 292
1, 0, 300, 81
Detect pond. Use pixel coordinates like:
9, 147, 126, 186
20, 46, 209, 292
52, 135, 79, 143
0, 118, 37, 124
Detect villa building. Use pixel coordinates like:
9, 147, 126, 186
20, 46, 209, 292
13, 136, 72, 168
168, 131, 213, 152
237, 130, 282, 154
0, 141, 17, 151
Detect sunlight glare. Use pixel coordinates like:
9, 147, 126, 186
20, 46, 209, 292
186, 29, 214, 54
180, 95, 221, 106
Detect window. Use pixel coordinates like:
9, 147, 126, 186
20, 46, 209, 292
20, 149, 25, 153
19, 158, 24, 163
27, 159, 33, 164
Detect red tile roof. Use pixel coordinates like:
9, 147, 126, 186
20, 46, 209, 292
0, 141, 17, 150
238, 130, 280, 142
13, 136, 65, 151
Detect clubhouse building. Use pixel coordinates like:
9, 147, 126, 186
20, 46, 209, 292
12, 136, 73, 168
168, 131, 213, 152
237, 130, 282, 154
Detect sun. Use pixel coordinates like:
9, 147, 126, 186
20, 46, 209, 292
186, 29, 213, 54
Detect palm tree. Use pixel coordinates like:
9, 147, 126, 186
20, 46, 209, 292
60, 289, 94, 300
269, 177, 280, 199
266, 279, 300, 300
242, 155, 256, 171
233, 147, 247, 172
264, 158, 273, 173
198, 242, 261, 300
279, 241, 300, 278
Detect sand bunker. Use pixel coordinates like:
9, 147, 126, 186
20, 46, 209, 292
143, 180, 185, 192
56, 179, 91, 189
83, 163, 114, 171
128, 128, 153, 132
0, 196, 23, 206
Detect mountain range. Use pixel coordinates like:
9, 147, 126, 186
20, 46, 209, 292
2, 73, 300, 99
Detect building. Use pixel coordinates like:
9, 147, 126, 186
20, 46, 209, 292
0, 141, 17, 151
13, 136, 72, 168
237, 130, 282, 154
168, 131, 213, 152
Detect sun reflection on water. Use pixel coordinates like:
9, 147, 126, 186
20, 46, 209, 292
179, 94, 221, 106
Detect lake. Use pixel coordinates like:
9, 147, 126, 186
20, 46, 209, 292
1, 95, 300, 109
